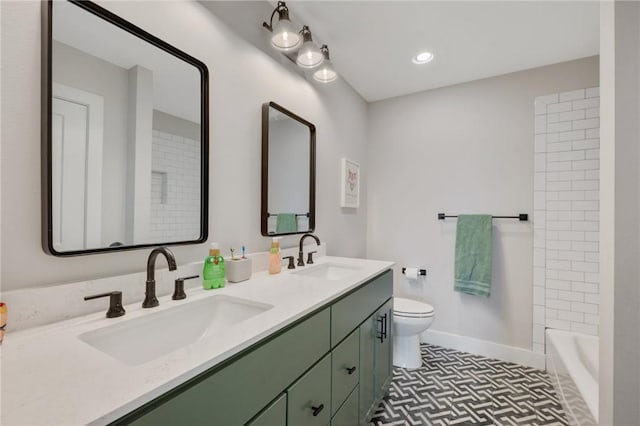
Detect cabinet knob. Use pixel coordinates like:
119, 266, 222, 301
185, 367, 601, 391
346, 366, 357, 375
311, 404, 324, 417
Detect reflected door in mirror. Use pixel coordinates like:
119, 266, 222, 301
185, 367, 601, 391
51, 84, 104, 251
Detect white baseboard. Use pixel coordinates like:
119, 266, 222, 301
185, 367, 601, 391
421, 329, 546, 370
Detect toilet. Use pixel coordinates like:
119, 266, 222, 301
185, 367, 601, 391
393, 297, 435, 369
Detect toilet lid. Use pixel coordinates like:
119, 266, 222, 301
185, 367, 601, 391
394, 297, 434, 317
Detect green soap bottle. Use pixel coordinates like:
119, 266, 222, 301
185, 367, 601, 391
203, 243, 226, 289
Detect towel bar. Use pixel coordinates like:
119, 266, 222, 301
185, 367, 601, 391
267, 212, 310, 218
438, 213, 528, 221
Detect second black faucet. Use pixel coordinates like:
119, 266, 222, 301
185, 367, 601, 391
297, 233, 320, 267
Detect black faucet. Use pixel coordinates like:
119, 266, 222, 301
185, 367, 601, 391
143, 247, 177, 308
297, 233, 320, 267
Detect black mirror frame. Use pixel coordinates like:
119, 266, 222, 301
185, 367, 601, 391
261, 102, 316, 237
41, 0, 209, 256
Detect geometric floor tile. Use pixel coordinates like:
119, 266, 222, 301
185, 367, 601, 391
370, 344, 568, 426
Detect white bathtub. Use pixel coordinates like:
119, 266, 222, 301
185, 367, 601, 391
546, 329, 598, 425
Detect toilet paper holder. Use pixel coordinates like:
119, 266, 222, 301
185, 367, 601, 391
401, 268, 427, 276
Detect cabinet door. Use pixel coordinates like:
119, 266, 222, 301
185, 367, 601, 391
358, 312, 375, 423
374, 299, 393, 400
246, 393, 286, 426
287, 354, 331, 426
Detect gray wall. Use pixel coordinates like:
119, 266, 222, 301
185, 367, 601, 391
1, 1, 369, 290
366, 56, 599, 351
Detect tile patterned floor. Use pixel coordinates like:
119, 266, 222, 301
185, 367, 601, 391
370, 344, 568, 426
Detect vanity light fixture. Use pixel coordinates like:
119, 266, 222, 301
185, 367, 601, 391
262, 4, 337, 82
296, 26, 324, 69
313, 45, 338, 83
262, 1, 301, 52
412, 51, 434, 64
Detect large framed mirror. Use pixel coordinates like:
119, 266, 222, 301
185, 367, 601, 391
261, 102, 316, 236
42, 0, 209, 256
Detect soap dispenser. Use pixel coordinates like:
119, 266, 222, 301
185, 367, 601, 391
268, 237, 282, 275
203, 243, 226, 289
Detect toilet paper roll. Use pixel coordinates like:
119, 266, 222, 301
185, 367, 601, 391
404, 268, 419, 279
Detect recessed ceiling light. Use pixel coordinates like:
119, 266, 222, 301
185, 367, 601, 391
412, 51, 434, 64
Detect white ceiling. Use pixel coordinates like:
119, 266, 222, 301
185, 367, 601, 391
287, 1, 600, 102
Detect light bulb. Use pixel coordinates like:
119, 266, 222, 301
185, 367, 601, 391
271, 17, 300, 51
412, 51, 434, 64
313, 66, 337, 83
296, 26, 324, 68
313, 45, 337, 83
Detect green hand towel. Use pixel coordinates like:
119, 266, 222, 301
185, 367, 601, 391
276, 213, 298, 234
454, 215, 493, 297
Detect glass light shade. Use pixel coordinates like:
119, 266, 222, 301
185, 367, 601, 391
296, 41, 324, 68
313, 61, 337, 83
271, 18, 301, 51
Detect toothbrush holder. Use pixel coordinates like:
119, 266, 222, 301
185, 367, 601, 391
226, 258, 252, 283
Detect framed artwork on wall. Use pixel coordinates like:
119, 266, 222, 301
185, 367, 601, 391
340, 158, 360, 208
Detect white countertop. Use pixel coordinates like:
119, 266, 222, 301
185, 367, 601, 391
1, 256, 393, 426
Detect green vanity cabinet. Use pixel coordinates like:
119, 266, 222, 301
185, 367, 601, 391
118, 308, 330, 426
246, 393, 287, 426
113, 269, 393, 426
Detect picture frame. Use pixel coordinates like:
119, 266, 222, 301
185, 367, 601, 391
340, 158, 360, 208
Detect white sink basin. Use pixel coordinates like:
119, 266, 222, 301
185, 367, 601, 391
79, 295, 273, 366
293, 263, 361, 281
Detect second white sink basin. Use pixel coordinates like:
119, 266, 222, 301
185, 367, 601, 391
293, 262, 361, 281
79, 295, 273, 366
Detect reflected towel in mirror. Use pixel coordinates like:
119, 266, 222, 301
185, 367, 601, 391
276, 213, 298, 234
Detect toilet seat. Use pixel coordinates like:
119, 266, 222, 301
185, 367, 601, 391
394, 297, 435, 318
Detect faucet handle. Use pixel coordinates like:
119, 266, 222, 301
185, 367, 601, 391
84, 291, 125, 318
307, 251, 317, 264
173, 275, 199, 300
283, 256, 296, 269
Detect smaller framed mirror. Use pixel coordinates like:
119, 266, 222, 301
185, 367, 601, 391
261, 102, 316, 236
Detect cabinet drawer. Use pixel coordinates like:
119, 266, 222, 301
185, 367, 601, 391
122, 308, 330, 426
246, 393, 286, 426
331, 386, 358, 426
331, 270, 392, 347
287, 354, 331, 426
331, 329, 359, 415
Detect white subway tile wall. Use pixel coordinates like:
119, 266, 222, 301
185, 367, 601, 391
150, 130, 201, 243
532, 88, 600, 353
